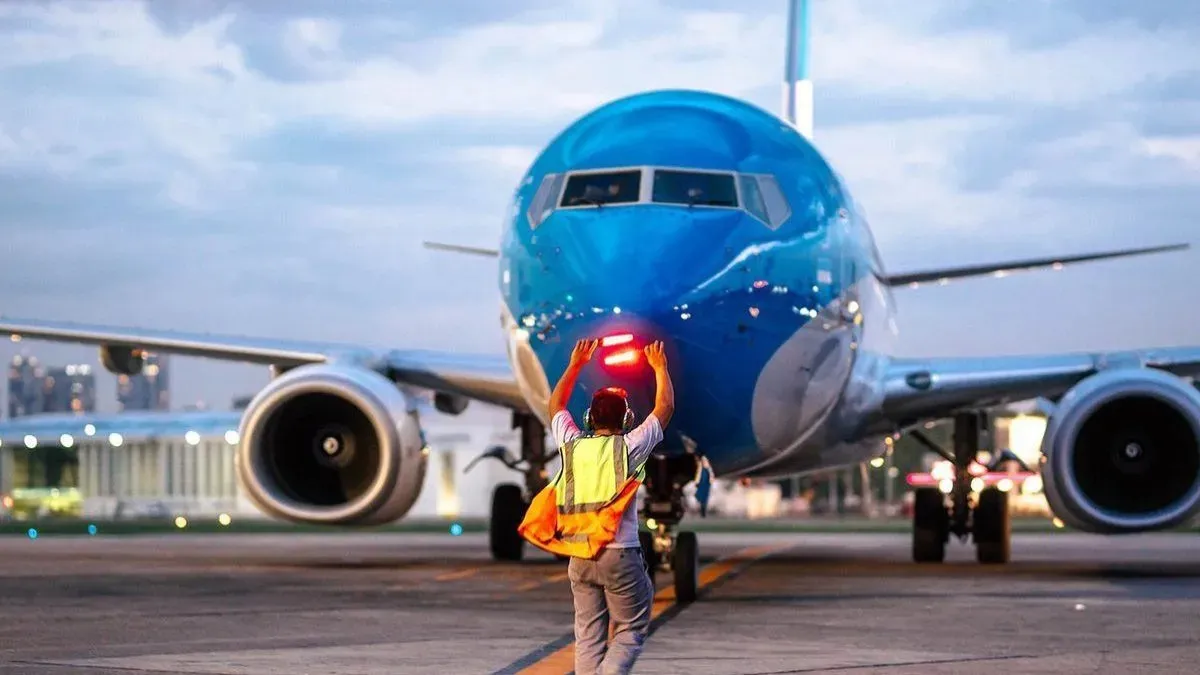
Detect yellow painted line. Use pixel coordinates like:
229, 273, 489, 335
547, 572, 570, 582
435, 567, 480, 582
518, 544, 785, 675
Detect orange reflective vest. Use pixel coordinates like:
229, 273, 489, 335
518, 433, 646, 559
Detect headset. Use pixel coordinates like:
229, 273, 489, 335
583, 386, 635, 433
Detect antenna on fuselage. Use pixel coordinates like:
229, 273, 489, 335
782, 0, 813, 140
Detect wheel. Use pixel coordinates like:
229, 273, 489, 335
912, 487, 948, 563
974, 487, 1011, 564
489, 483, 526, 561
638, 530, 657, 590
672, 531, 698, 604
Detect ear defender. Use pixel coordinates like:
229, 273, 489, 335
582, 398, 634, 433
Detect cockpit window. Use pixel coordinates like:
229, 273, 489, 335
527, 173, 563, 228
651, 170, 738, 207
738, 175, 769, 223
756, 175, 792, 229
559, 170, 641, 207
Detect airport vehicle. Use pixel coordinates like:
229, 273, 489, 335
2, 0, 1196, 603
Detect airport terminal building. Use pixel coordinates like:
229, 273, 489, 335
0, 404, 525, 522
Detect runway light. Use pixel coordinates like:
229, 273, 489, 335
185, 430, 201, 446
1024, 474, 1044, 494
869, 457, 885, 468
174, 516, 188, 529
997, 478, 1014, 493
27, 528, 37, 540
109, 433, 123, 447
24, 435, 37, 449
60, 434, 74, 448
1052, 517, 1065, 529
218, 513, 232, 526
645, 518, 658, 531
84, 424, 96, 437
2, 495, 12, 509
224, 430, 239, 445
938, 479, 953, 494
970, 477, 985, 492
87, 524, 98, 536
449, 522, 463, 536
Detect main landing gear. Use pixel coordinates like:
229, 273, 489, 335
638, 453, 703, 603
910, 411, 1011, 564
466, 412, 556, 562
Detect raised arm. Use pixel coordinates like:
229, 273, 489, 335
644, 341, 675, 428
548, 339, 598, 417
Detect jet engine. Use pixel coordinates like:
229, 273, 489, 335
235, 363, 427, 526
1041, 368, 1200, 533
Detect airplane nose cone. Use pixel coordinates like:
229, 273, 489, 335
545, 206, 744, 317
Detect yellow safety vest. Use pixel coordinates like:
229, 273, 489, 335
518, 434, 646, 559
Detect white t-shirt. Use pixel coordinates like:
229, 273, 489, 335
550, 409, 663, 548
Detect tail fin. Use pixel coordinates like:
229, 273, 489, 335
782, 0, 813, 139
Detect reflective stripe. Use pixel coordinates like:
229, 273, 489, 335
556, 434, 632, 513
562, 441, 576, 508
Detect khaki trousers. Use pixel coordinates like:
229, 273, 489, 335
568, 547, 654, 675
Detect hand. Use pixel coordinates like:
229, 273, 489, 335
644, 341, 667, 370
569, 339, 599, 366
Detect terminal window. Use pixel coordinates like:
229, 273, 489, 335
559, 170, 641, 207
652, 170, 738, 208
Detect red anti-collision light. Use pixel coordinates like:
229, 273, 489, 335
603, 348, 640, 367
601, 333, 634, 347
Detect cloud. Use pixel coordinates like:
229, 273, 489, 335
1, 0, 1199, 412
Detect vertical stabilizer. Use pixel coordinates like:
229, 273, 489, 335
782, 0, 813, 140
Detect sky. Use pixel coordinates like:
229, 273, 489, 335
2, 0, 1199, 414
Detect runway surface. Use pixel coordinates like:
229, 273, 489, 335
2, 530, 1200, 674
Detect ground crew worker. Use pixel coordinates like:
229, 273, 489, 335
519, 338, 675, 675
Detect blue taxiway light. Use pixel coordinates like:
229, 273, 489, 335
27, 528, 37, 540
449, 523, 463, 536
87, 524, 98, 536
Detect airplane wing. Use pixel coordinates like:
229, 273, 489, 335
0, 317, 527, 412
423, 241, 500, 257
880, 243, 1188, 287
881, 347, 1200, 427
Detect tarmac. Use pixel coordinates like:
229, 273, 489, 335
2, 530, 1200, 674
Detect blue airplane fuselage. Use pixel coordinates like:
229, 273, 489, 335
499, 90, 897, 477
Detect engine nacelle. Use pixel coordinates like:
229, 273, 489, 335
1041, 368, 1200, 533
235, 363, 428, 526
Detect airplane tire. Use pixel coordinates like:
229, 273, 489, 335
489, 484, 526, 562
912, 487, 948, 563
673, 531, 699, 604
639, 530, 657, 590
974, 487, 1011, 564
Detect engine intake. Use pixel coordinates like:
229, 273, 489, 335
236, 363, 427, 526
1041, 368, 1200, 533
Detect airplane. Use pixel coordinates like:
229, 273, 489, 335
3, 0, 1199, 604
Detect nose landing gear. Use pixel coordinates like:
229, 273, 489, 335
639, 453, 704, 603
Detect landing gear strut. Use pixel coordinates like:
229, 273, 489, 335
467, 412, 556, 562
911, 411, 1012, 564
640, 453, 702, 603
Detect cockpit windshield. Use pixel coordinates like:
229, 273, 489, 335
559, 170, 641, 207
651, 170, 738, 207
533, 166, 791, 229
